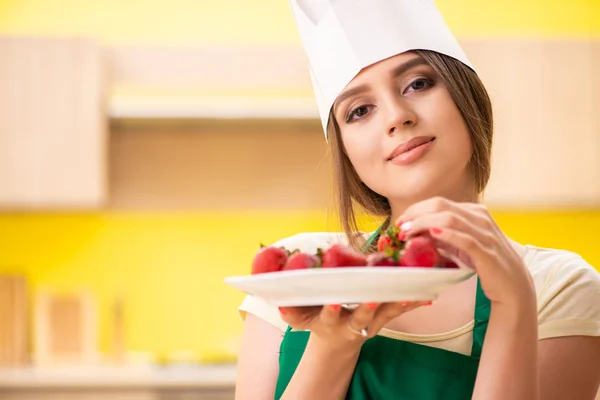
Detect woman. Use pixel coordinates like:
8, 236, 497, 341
235, 1, 600, 399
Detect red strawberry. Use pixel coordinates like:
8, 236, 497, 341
377, 235, 393, 252
443, 259, 460, 269
367, 252, 398, 267
284, 252, 320, 271
251, 246, 288, 274
399, 236, 441, 268
377, 225, 405, 254
320, 244, 367, 268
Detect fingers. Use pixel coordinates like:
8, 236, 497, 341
401, 210, 482, 243
397, 196, 461, 225
347, 301, 429, 338
394, 197, 501, 270
396, 197, 494, 239
364, 301, 427, 335
435, 243, 474, 269
320, 304, 343, 326
279, 306, 320, 330
347, 303, 379, 332
429, 227, 491, 270
281, 300, 432, 340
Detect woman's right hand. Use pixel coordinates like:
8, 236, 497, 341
279, 301, 430, 351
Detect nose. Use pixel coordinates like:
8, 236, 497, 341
383, 96, 417, 136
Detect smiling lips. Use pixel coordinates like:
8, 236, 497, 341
387, 136, 436, 166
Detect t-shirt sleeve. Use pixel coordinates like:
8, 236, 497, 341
238, 294, 288, 332
537, 254, 600, 340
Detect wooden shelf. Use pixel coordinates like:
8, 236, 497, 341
108, 95, 319, 120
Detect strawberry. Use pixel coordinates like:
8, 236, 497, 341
284, 252, 320, 271
378, 225, 405, 252
399, 236, 441, 268
373, 225, 405, 264
251, 246, 288, 274
377, 235, 393, 252
320, 244, 367, 268
436, 254, 462, 269
367, 252, 398, 267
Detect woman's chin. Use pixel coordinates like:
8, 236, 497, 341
375, 172, 457, 204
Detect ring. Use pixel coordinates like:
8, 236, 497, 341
347, 320, 369, 337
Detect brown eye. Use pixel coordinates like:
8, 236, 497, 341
354, 106, 369, 117
405, 78, 435, 93
346, 105, 371, 122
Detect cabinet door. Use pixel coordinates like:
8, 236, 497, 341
464, 40, 600, 208
0, 37, 107, 209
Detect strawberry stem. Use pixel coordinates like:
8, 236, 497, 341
316, 247, 323, 260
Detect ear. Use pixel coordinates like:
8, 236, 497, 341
296, 0, 339, 25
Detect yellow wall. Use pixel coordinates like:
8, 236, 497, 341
0, 211, 599, 361
0, 211, 338, 362
0, 0, 598, 45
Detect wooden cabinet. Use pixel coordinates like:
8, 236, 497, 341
0, 37, 107, 210
107, 42, 600, 208
464, 40, 600, 208
0, 38, 595, 210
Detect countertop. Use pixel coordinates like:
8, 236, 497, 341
0, 364, 237, 389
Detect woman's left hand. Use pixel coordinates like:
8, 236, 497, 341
396, 196, 536, 308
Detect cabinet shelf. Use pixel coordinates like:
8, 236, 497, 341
108, 94, 319, 120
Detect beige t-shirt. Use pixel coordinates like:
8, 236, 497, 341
239, 232, 600, 356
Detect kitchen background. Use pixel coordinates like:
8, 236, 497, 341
0, 0, 599, 399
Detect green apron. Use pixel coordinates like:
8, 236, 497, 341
274, 227, 490, 399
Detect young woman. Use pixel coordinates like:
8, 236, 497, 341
235, 2, 600, 399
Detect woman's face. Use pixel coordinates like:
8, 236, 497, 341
332, 52, 475, 204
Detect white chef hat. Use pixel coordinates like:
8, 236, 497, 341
288, 0, 474, 140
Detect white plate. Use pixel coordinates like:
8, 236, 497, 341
225, 267, 475, 307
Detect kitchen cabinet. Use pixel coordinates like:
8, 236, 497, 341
0, 37, 107, 210
107, 41, 600, 208
464, 40, 600, 208
108, 120, 331, 210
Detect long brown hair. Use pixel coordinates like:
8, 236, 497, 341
328, 50, 494, 251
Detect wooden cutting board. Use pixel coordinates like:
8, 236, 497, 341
33, 291, 98, 366
0, 274, 29, 366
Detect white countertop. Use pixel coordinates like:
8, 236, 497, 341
0, 364, 237, 389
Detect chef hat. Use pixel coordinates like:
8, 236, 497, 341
287, 0, 474, 140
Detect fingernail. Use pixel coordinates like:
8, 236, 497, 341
430, 228, 443, 235
329, 304, 341, 311
278, 307, 287, 315
423, 301, 433, 306
400, 221, 413, 231
397, 231, 406, 241
401, 302, 411, 306
366, 302, 378, 309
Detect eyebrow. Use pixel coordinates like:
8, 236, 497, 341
333, 57, 428, 115
391, 57, 428, 79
